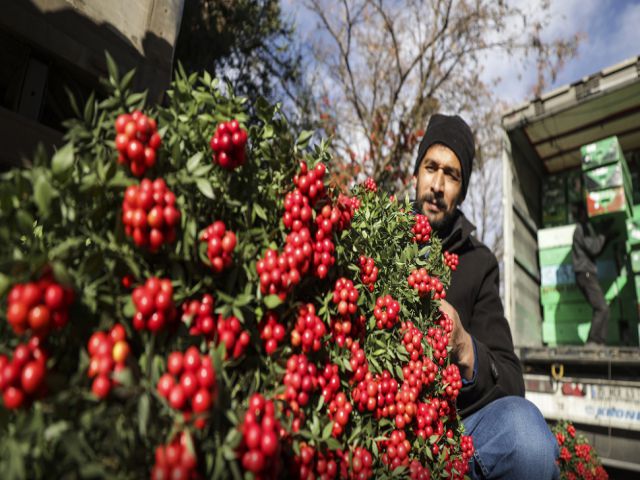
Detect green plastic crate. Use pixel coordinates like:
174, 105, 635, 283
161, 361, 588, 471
542, 319, 620, 346
583, 162, 632, 192
581, 136, 625, 170
586, 187, 632, 218
543, 296, 636, 324
539, 246, 572, 266
632, 250, 640, 273
628, 218, 640, 247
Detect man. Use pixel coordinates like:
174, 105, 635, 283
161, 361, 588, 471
571, 202, 613, 347
414, 114, 559, 479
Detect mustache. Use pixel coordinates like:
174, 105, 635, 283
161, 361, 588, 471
419, 193, 447, 210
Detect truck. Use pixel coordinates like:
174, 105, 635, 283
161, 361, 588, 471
502, 56, 640, 474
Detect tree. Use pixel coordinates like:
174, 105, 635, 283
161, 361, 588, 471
299, 0, 580, 253
174, 0, 308, 114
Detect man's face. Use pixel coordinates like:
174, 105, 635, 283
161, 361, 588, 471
415, 143, 463, 233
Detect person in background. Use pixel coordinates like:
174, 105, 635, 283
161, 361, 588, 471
571, 202, 615, 347
413, 113, 559, 479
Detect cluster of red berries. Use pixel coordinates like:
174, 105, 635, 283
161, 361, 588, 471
318, 362, 341, 402
443, 251, 459, 271
411, 214, 432, 244
415, 401, 440, 441
442, 364, 462, 400
408, 459, 431, 480
380, 430, 412, 470
401, 321, 424, 361
358, 256, 378, 292
330, 316, 354, 348
131, 277, 177, 332
451, 435, 475, 479
122, 179, 180, 251
258, 312, 286, 355
336, 193, 359, 230
312, 235, 336, 279
294, 161, 327, 203
181, 294, 216, 338
216, 315, 250, 359
333, 278, 359, 316
256, 249, 293, 299
151, 432, 198, 480
328, 391, 352, 437
290, 304, 326, 353
426, 313, 453, 365
200, 221, 237, 273
210, 119, 248, 169
157, 347, 216, 429
293, 443, 339, 480
0, 339, 47, 409
87, 324, 130, 399
363, 177, 377, 193
414, 397, 449, 441
283, 354, 318, 412
373, 370, 399, 418
373, 294, 400, 329
344, 447, 374, 480
240, 393, 282, 478
392, 383, 420, 429
115, 110, 161, 177
351, 372, 379, 413
285, 226, 314, 282
6, 277, 73, 337
407, 268, 446, 300
283, 189, 313, 231
403, 358, 437, 394
349, 342, 369, 383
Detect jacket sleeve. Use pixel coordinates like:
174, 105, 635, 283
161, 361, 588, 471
456, 254, 525, 416
576, 223, 606, 257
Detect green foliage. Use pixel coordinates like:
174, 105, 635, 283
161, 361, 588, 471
0, 59, 465, 479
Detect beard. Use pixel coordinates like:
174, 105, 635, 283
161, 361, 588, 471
417, 192, 458, 236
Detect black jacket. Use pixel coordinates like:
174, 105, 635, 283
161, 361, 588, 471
571, 222, 606, 275
441, 210, 525, 418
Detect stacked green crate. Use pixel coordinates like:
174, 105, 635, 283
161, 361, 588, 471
537, 224, 636, 346
630, 205, 640, 343
581, 136, 634, 220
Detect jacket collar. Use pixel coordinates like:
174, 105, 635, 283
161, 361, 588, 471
440, 209, 476, 252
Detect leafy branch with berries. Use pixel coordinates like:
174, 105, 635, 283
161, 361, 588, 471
0, 55, 472, 479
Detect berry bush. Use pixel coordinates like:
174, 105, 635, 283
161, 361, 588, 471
0, 57, 476, 478
553, 421, 608, 480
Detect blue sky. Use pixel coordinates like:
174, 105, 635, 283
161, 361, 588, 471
483, 0, 640, 106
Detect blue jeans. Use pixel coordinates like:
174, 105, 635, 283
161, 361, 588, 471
462, 396, 559, 480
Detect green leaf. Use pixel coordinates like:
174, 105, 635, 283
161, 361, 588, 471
105, 51, 119, 84
196, 178, 215, 199
44, 420, 70, 442
138, 393, 150, 437
51, 142, 75, 178
321, 421, 334, 440
253, 203, 268, 221
186, 152, 204, 173
120, 68, 136, 91
263, 295, 282, 309
0, 273, 10, 297
34, 174, 56, 218
296, 130, 314, 148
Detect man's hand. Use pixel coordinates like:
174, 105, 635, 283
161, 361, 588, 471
439, 300, 475, 381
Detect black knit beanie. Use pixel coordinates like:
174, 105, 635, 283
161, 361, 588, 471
413, 114, 475, 201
